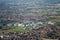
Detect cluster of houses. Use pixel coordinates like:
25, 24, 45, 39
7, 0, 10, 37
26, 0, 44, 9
5, 20, 55, 30
0, 24, 60, 40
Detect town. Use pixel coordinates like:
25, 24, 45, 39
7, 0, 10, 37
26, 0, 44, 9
0, 0, 60, 40
0, 12, 60, 40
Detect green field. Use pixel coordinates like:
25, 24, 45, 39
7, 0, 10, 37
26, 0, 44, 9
0, 26, 29, 33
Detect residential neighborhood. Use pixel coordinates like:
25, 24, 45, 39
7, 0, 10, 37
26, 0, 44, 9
0, 0, 60, 40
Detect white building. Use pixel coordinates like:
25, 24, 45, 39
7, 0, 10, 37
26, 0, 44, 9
48, 21, 55, 25
14, 23, 24, 27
